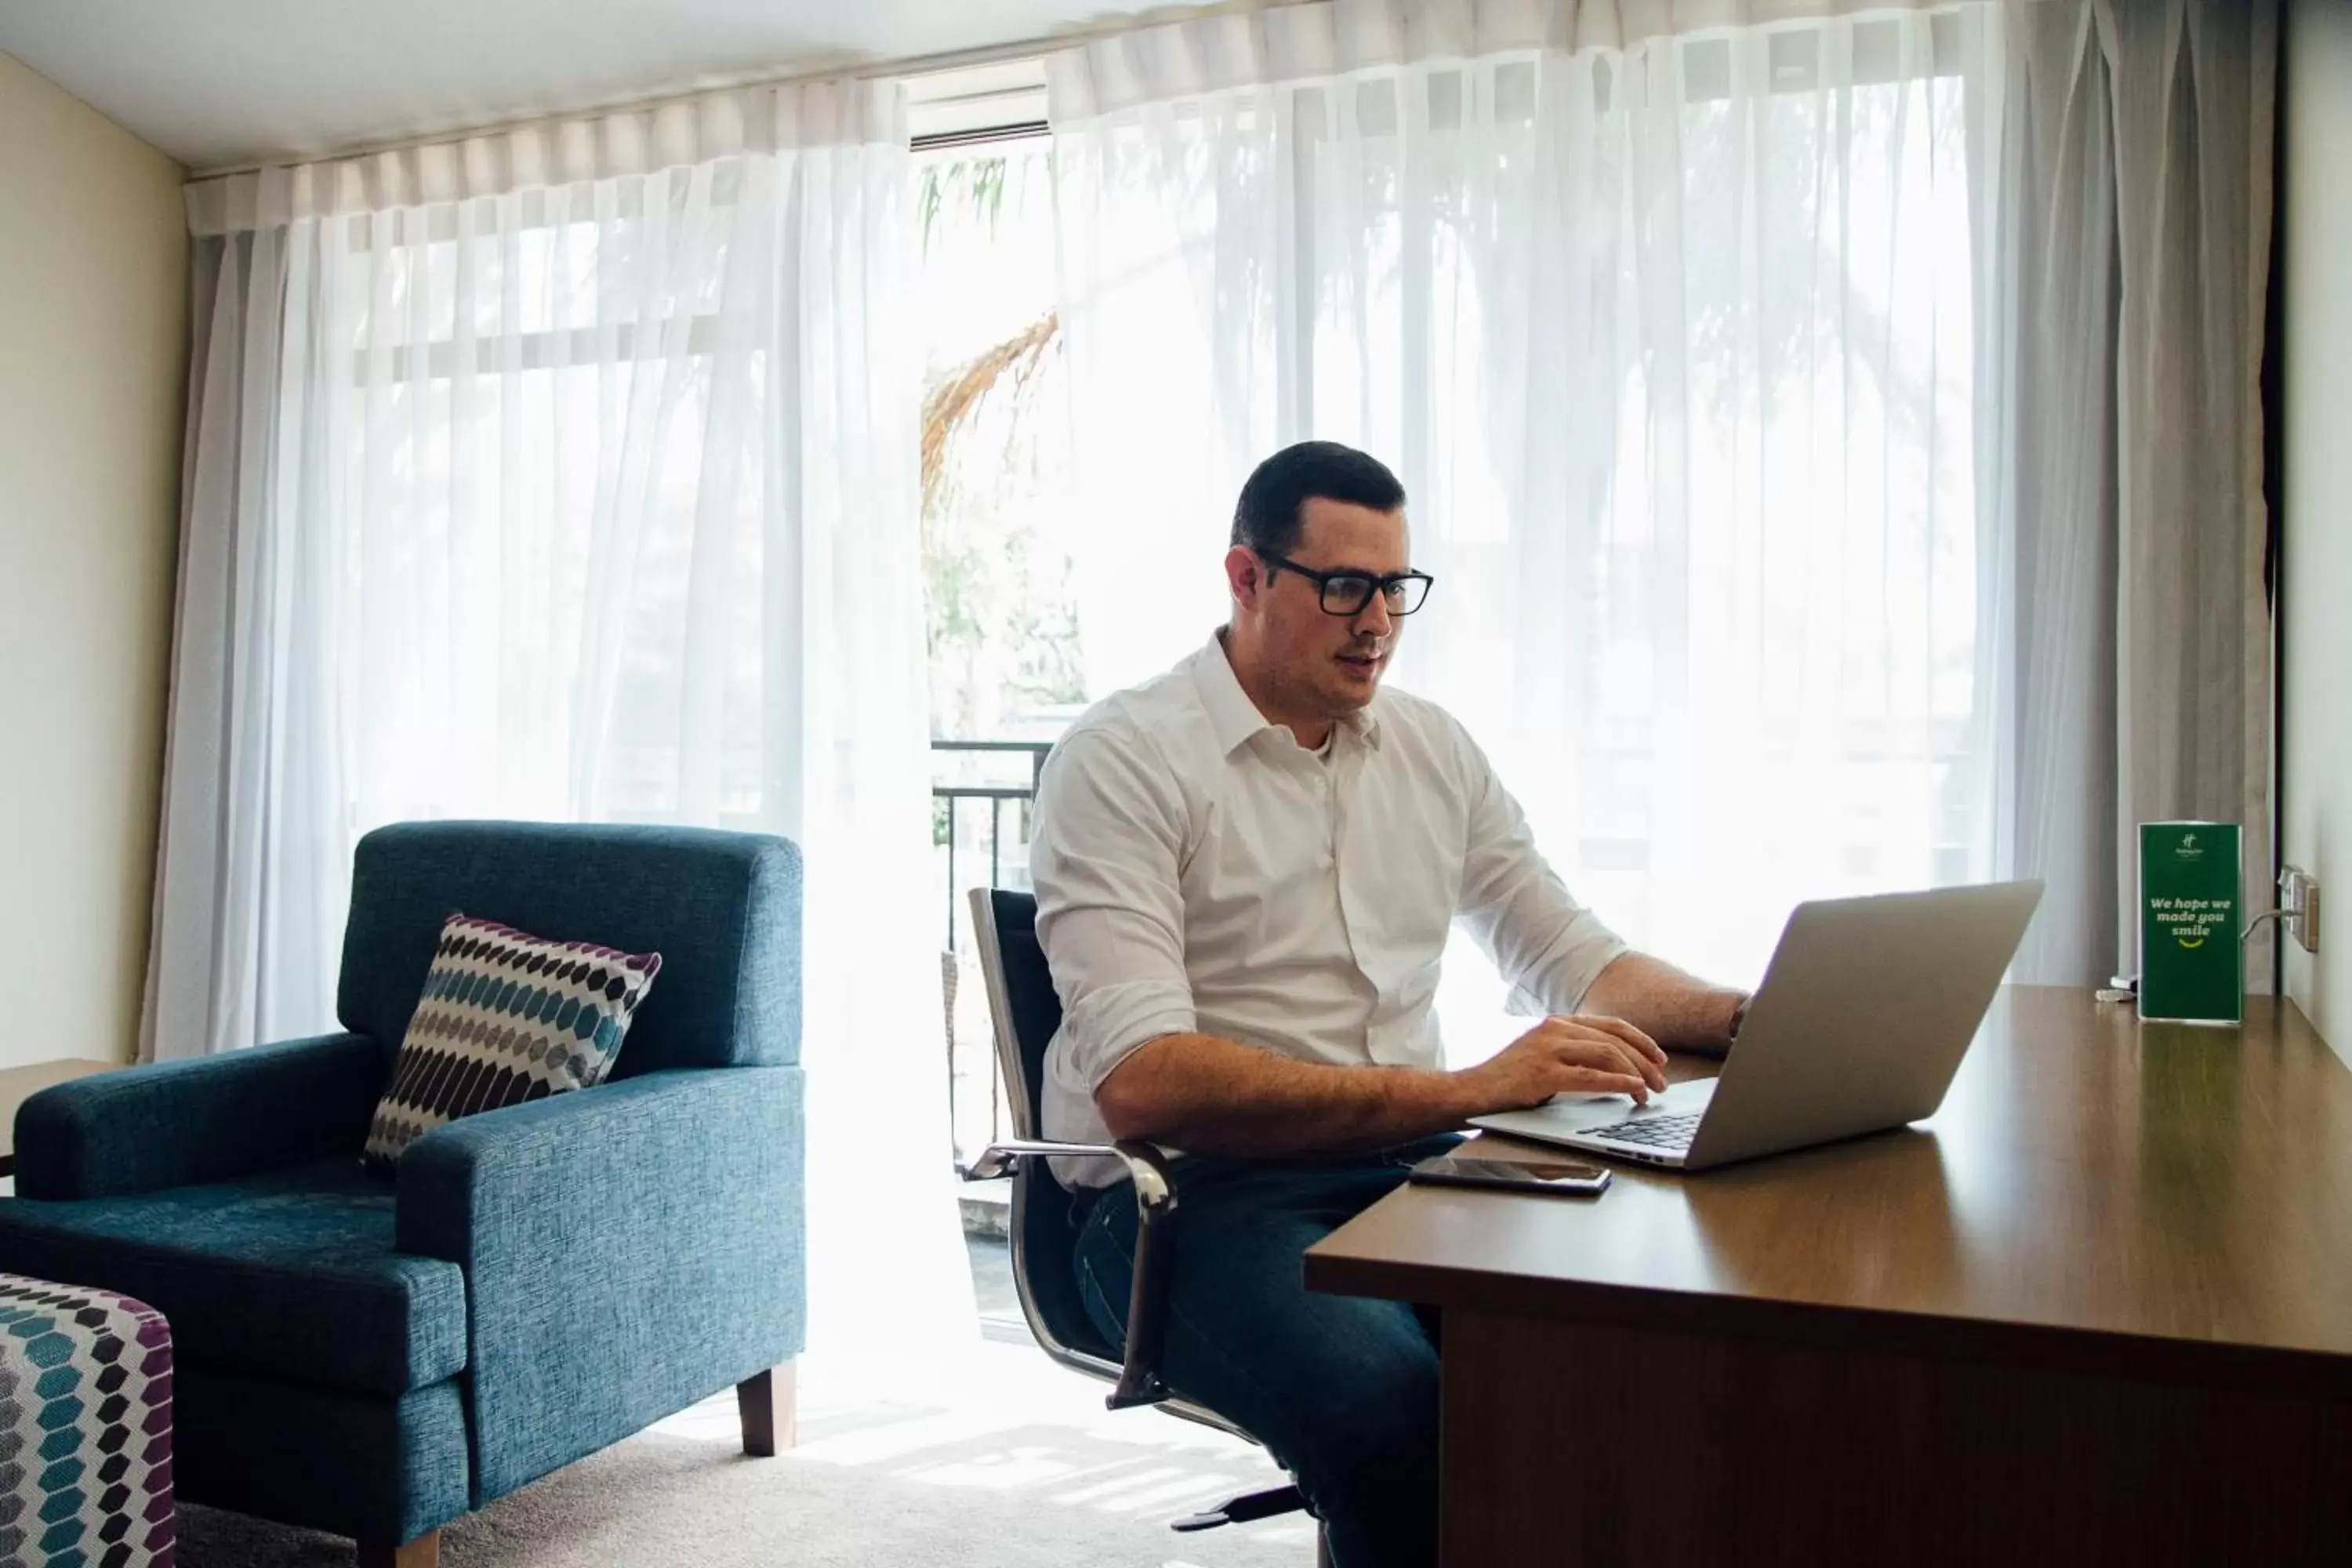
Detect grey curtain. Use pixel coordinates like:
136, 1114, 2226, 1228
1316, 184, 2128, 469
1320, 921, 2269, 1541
143, 215, 351, 1062
1994, 0, 2278, 985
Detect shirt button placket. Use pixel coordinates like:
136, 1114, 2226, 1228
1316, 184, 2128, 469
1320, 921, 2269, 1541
1331, 744, 1383, 1058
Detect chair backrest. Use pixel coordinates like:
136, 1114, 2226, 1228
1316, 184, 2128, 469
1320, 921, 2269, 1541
969, 887, 1061, 1141
339, 821, 803, 1076
967, 886, 1120, 1368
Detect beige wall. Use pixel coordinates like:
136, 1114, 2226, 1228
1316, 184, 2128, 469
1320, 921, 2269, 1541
0, 54, 187, 1067
2281, 0, 2352, 1067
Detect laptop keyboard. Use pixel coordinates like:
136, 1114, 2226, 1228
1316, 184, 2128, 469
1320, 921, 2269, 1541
1587, 1112, 1704, 1149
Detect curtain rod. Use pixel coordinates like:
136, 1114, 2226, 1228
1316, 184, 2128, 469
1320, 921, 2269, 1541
183, 0, 2004, 182
183, 0, 1282, 181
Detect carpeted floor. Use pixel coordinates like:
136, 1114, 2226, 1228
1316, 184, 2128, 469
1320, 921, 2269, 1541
175, 1341, 1316, 1568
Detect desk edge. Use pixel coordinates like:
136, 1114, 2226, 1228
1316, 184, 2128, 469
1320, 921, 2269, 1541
1304, 1249, 2352, 1401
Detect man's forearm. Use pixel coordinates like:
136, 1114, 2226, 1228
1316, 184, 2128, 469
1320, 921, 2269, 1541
1094, 1032, 1479, 1159
1581, 952, 1745, 1052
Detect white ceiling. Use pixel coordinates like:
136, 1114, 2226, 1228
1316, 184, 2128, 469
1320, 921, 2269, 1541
0, 0, 1160, 172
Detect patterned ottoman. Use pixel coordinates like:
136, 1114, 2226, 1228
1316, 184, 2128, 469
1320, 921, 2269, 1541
0, 1274, 172, 1566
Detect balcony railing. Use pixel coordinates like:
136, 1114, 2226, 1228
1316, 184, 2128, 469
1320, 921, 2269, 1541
933, 739, 1052, 1171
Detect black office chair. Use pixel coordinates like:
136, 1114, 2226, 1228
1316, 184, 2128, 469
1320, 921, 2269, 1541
963, 887, 1331, 1565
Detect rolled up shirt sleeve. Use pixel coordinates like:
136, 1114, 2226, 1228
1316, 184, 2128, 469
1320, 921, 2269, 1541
1454, 730, 1628, 1014
1031, 724, 1199, 1093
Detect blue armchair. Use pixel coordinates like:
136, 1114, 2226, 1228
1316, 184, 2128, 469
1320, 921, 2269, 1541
0, 822, 808, 1567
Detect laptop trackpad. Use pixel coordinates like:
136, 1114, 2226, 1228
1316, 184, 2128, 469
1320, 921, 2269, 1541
1471, 1077, 1716, 1139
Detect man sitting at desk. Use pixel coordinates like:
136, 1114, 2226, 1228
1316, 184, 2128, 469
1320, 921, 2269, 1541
1031, 440, 1747, 1568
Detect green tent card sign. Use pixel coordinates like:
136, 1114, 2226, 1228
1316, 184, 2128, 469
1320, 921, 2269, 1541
2139, 822, 2242, 1025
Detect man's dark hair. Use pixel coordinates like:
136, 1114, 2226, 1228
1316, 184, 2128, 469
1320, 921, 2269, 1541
1230, 441, 1406, 557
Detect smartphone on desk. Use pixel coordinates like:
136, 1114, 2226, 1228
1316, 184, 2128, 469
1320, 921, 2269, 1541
1408, 1153, 1611, 1197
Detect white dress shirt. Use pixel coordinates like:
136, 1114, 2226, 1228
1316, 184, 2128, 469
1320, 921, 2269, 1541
1031, 633, 1627, 1187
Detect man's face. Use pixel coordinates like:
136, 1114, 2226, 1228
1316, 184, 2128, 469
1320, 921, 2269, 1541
1231, 496, 1411, 720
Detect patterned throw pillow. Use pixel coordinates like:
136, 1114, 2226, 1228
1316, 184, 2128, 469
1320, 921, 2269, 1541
362, 913, 662, 1172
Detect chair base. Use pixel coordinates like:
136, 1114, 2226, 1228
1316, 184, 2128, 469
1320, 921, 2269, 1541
350, 1365, 793, 1562
1171, 1481, 1308, 1531
737, 1362, 798, 1457
358, 1529, 439, 1567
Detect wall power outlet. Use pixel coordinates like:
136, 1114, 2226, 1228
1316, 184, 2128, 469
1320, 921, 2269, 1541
2280, 866, 2322, 954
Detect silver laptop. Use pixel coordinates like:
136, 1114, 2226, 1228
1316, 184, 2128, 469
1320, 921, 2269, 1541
1471, 880, 2044, 1171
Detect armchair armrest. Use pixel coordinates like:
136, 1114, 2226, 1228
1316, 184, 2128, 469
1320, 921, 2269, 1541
14, 1032, 387, 1200
396, 1065, 805, 1501
971, 1138, 1177, 1410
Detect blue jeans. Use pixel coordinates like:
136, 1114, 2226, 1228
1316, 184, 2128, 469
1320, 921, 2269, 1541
1072, 1134, 1463, 1568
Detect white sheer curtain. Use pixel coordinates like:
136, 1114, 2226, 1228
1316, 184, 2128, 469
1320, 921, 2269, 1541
155, 83, 973, 1365
1051, 0, 2009, 992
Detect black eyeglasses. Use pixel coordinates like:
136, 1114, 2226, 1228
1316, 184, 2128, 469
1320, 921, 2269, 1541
1261, 553, 1436, 616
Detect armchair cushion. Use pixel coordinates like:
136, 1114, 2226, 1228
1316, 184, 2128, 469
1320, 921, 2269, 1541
362, 913, 661, 1172
14, 1033, 389, 1202
0, 1159, 466, 1396
397, 1065, 804, 1501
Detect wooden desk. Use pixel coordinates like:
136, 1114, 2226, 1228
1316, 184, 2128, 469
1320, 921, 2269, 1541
1305, 988, 2352, 1565
0, 1058, 119, 1178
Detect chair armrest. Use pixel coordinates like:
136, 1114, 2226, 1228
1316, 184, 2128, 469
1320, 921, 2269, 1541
973, 1138, 1177, 1410
396, 1065, 805, 1501
14, 1032, 387, 1200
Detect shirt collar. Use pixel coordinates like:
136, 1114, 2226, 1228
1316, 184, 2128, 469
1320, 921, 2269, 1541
1189, 631, 1384, 757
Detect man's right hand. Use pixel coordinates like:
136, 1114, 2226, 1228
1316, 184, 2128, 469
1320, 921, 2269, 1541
1453, 1014, 1670, 1112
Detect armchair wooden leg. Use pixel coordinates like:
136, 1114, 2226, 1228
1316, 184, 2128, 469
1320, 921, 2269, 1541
358, 1530, 439, 1567
738, 1361, 797, 1457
